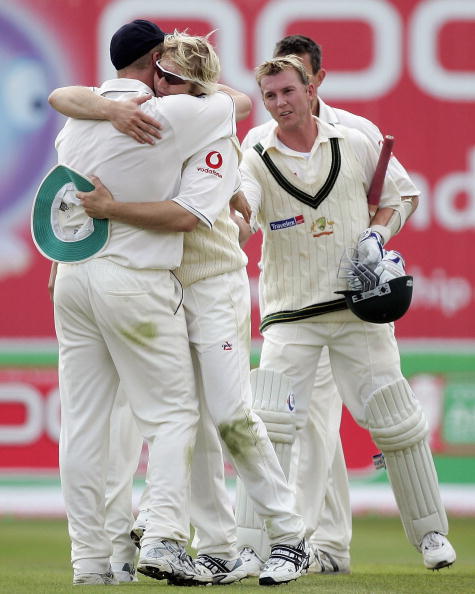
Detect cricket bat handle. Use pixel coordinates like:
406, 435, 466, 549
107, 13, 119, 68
367, 135, 394, 217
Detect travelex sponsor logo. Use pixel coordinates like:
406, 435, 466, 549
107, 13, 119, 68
287, 392, 296, 412
269, 215, 304, 231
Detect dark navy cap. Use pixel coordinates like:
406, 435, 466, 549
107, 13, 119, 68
110, 19, 166, 70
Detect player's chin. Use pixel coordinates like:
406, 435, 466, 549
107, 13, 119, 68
278, 112, 294, 124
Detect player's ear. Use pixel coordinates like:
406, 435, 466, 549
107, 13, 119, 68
307, 82, 316, 101
315, 68, 326, 88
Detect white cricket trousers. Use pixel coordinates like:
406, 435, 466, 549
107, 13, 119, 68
135, 268, 305, 550
106, 389, 238, 561
105, 388, 142, 565
183, 268, 304, 545
54, 259, 198, 574
260, 320, 403, 433
259, 320, 403, 545
298, 348, 352, 558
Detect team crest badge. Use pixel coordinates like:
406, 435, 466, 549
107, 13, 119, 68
312, 216, 334, 238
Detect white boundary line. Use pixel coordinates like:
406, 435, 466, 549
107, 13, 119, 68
1, 484, 474, 517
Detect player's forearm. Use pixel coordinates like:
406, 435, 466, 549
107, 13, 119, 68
370, 196, 419, 244
48, 86, 114, 120
217, 84, 252, 121
105, 200, 199, 232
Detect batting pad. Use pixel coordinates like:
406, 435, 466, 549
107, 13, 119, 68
366, 378, 448, 548
235, 369, 296, 559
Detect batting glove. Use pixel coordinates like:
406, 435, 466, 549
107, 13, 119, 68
373, 250, 406, 284
357, 228, 384, 270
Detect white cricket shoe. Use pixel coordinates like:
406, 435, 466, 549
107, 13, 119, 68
240, 546, 264, 577
308, 548, 351, 574
259, 539, 312, 586
192, 554, 248, 584
421, 532, 456, 570
111, 561, 138, 582
73, 567, 118, 585
137, 539, 195, 581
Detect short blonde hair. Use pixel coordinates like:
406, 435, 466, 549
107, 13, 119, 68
162, 30, 220, 95
255, 55, 309, 88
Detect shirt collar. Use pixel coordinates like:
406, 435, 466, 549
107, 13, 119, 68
259, 115, 344, 156
317, 97, 340, 125
98, 78, 154, 96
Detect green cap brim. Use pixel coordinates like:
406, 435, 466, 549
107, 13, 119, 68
31, 165, 110, 262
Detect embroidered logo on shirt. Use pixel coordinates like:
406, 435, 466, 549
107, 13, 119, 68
311, 216, 334, 237
269, 215, 304, 231
205, 151, 223, 169
222, 341, 233, 351
197, 150, 223, 178
287, 392, 296, 412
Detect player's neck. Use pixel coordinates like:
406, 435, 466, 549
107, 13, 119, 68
313, 96, 320, 117
276, 116, 317, 152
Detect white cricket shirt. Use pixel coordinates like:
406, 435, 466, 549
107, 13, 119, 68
240, 118, 401, 320
242, 97, 419, 198
174, 137, 247, 287
55, 78, 236, 270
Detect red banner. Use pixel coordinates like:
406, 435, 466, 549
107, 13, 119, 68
1, 0, 474, 341
0, 368, 59, 470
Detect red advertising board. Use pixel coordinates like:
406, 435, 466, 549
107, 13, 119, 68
0, 1, 474, 489
0, 368, 59, 470
0, 0, 474, 340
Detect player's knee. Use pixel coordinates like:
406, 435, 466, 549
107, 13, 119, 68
218, 413, 262, 458
364, 378, 429, 452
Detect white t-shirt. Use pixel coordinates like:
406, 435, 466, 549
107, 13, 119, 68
242, 97, 419, 198
55, 78, 236, 270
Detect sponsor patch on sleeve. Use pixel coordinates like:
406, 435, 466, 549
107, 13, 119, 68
269, 215, 305, 231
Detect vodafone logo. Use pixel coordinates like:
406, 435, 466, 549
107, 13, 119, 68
198, 151, 224, 178
205, 151, 223, 169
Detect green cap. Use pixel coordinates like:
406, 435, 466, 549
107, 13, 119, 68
31, 165, 110, 262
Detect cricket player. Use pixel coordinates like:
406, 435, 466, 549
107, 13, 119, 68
47, 22, 253, 586
236, 35, 421, 574
50, 28, 312, 587
238, 54, 456, 572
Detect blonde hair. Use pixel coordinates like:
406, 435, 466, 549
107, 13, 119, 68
162, 30, 220, 95
255, 55, 309, 88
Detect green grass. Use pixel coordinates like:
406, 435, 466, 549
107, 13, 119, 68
0, 516, 473, 593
